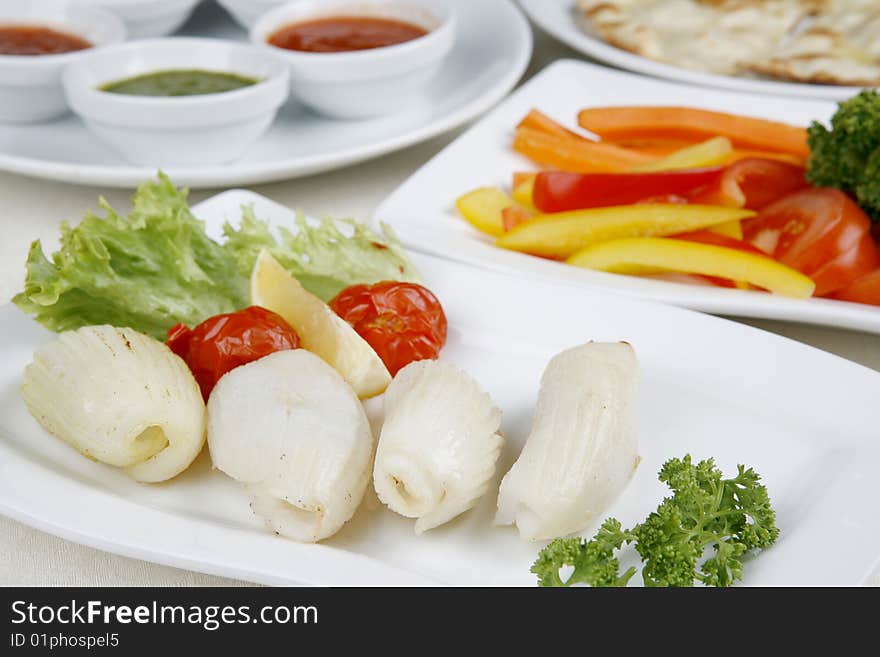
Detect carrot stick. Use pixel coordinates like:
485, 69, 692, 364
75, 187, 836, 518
517, 109, 582, 139
512, 171, 534, 188
501, 205, 533, 232
578, 107, 809, 158
513, 126, 653, 173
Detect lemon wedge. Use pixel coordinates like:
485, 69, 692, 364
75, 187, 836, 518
250, 250, 391, 399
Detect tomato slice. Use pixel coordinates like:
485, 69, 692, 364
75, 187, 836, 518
329, 282, 448, 376
532, 168, 723, 213
808, 232, 880, 299
688, 158, 808, 210
167, 306, 301, 400
743, 188, 880, 297
831, 268, 880, 306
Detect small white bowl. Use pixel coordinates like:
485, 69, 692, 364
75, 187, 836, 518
217, 0, 284, 29
62, 38, 290, 166
251, 0, 456, 120
0, 0, 126, 123
76, 0, 202, 38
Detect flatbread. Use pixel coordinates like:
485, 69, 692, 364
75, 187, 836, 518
576, 0, 880, 86
745, 0, 880, 86
576, 0, 810, 75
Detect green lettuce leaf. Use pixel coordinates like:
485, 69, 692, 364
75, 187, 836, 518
14, 174, 247, 339
13, 174, 420, 339
222, 206, 420, 302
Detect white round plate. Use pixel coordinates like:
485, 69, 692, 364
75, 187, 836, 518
2, 189, 879, 585
0, 0, 532, 188
519, 0, 869, 101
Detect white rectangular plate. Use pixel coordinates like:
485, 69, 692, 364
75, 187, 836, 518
375, 59, 880, 335
1, 190, 879, 586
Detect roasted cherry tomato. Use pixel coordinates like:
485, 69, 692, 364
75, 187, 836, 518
329, 282, 447, 376
831, 268, 880, 306
167, 306, 301, 400
688, 158, 809, 210
743, 188, 880, 296
532, 168, 723, 213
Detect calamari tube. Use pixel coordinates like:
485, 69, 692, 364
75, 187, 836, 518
21, 325, 206, 483
207, 350, 373, 543
496, 342, 639, 541
374, 360, 503, 534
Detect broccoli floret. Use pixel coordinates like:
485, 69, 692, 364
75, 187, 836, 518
807, 90, 880, 222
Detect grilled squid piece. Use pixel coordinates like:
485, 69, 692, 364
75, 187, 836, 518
373, 360, 503, 534
207, 349, 372, 543
495, 342, 639, 541
21, 325, 206, 483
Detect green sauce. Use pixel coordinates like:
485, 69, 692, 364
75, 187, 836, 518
100, 69, 260, 97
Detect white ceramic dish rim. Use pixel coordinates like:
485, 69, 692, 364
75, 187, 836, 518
217, 0, 284, 28
518, 0, 872, 102
0, 0, 534, 187
0, 2, 127, 78
1, 189, 879, 586
62, 38, 290, 128
251, 0, 454, 74
374, 58, 880, 335
79, 0, 203, 21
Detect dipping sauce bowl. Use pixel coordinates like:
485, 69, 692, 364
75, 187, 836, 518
251, 0, 455, 120
62, 38, 290, 165
0, 0, 126, 123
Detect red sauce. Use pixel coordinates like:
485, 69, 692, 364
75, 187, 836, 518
0, 25, 91, 56
268, 16, 428, 53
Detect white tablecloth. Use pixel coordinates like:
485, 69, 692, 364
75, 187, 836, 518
1, 30, 878, 586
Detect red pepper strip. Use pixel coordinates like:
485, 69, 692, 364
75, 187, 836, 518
636, 194, 690, 205
532, 168, 723, 214
688, 158, 809, 210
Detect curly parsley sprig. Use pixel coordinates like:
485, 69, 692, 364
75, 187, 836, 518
531, 456, 779, 587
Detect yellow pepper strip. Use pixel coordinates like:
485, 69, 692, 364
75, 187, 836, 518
456, 187, 515, 237
631, 137, 733, 172
708, 219, 743, 240
512, 175, 537, 211
566, 237, 816, 299
704, 221, 746, 287
496, 204, 755, 259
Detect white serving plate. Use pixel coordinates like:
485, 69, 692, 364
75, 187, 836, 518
0, 0, 531, 188
376, 59, 880, 335
1, 189, 879, 586
519, 0, 871, 101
